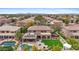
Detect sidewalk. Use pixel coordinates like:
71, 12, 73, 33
56, 32, 67, 44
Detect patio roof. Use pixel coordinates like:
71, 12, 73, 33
0, 33, 15, 36
41, 33, 51, 35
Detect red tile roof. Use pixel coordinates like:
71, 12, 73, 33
28, 26, 52, 31
65, 24, 79, 30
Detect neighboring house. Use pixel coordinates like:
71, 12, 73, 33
62, 24, 79, 39
22, 26, 52, 42
50, 20, 64, 29
43, 16, 54, 22
16, 17, 35, 27
69, 17, 76, 25
0, 16, 11, 25
0, 24, 21, 40
68, 15, 78, 25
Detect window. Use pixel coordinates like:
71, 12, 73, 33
6, 31, 9, 33
1, 31, 5, 33
9, 36, 12, 38
71, 20, 74, 23
41, 31, 46, 32
12, 36, 15, 39
41, 31, 43, 32
0, 36, 3, 39
4, 36, 8, 39
33, 30, 36, 32
75, 36, 79, 39
73, 30, 77, 32
48, 36, 50, 38
37, 36, 41, 39
11, 31, 15, 33
70, 30, 77, 33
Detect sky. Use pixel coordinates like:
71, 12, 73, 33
0, 8, 79, 14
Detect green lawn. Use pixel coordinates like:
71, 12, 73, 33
42, 39, 63, 48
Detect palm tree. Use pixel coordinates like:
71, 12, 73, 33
16, 31, 23, 50
16, 31, 23, 44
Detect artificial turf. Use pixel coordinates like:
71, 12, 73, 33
42, 39, 63, 48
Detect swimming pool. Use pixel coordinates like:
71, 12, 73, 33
1, 41, 16, 46
21, 44, 32, 51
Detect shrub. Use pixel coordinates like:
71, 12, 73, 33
67, 38, 79, 50
0, 46, 14, 51
51, 45, 62, 51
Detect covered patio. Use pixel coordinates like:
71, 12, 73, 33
0, 33, 15, 40
38, 33, 51, 39
22, 33, 37, 42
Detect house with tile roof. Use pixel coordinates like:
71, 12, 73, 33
16, 17, 35, 27
0, 16, 11, 25
62, 24, 79, 39
22, 26, 52, 42
0, 24, 21, 40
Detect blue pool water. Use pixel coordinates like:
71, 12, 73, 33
1, 41, 16, 46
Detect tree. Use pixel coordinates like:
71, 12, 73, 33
67, 38, 79, 50
32, 45, 38, 51
63, 19, 69, 26
23, 15, 31, 19
54, 27, 61, 32
18, 17, 24, 21
34, 15, 46, 25
26, 20, 35, 28
16, 31, 23, 50
75, 18, 79, 24
11, 19, 17, 23
16, 31, 23, 41
51, 45, 62, 51
34, 15, 44, 21
20, 27, 27, 33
